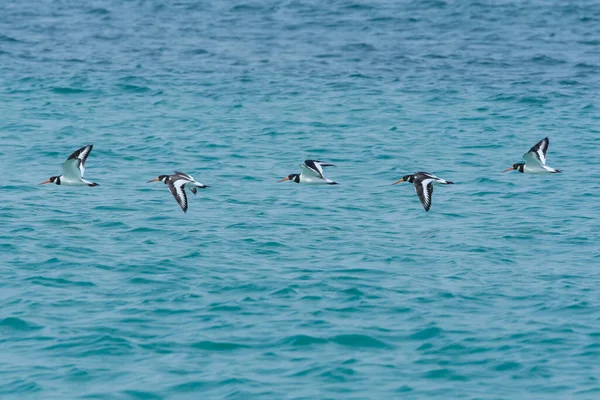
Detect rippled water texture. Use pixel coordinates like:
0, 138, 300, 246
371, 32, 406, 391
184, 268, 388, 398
1, 0, 600, 398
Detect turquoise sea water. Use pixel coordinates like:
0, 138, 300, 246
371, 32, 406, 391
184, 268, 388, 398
2, 0, 600, 398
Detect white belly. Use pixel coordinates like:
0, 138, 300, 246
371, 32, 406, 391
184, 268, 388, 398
60, 178, 87, 186
523, 165, 553, 174
299, 176, 330, 184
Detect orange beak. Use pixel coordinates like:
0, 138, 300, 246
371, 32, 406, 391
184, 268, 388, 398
39, 179, 52, 185
391, 178, 405, 186
503, 167, 515, 172
147, 177, 160, 183
278, 177, 290, 182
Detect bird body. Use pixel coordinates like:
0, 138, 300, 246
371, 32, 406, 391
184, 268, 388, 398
279, 160, 338, 185
504, 137, 561, 174
392, 172, 454, 212
40, 145, 99, 187
148, 171, 209, 213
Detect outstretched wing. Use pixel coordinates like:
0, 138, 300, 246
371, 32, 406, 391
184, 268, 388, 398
62, 144, 93, 179
414, 180, 434, 212
167, 177, 189, 213
173, 171, 194, 181
523, 137, 549, 166
301, 160, 334, 179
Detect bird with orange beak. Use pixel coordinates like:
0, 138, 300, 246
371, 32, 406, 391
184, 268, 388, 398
279, 160, 338, 185
503, 137, 561, 174
40, 144, 99, 187
147, 171, 209, 213
392, 172, 453, 212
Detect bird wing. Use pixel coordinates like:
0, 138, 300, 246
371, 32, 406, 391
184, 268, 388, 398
301, 160, 334, 179
418, 172, 453, 185
523, 137, 549, 166
173, 171, 194, 181
167, 177, 189, 213
62, 144, 93, 179
174, 172, 208, 193
417, 172, 440, 180
414, 179, 434, 212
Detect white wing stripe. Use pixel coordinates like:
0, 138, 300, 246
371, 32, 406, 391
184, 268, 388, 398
168, 178, 189, 212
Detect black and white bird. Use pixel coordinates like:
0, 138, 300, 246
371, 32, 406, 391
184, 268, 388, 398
392, 172, 454, 212
504, 137, 562, 174
278, 160, 338, 185
40, 144, 99, 187
147, 171, 209, 213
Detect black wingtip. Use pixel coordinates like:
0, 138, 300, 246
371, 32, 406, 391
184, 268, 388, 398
88, 182, 100, 187
328, 182, 339, 185
447, 181, 455, 184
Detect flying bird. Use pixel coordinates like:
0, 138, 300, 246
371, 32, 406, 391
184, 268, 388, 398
40, 144, 99, 187
392, 172, 454, 212
278, 160, 338, 185
504, 137, 562, 174
147, 171, 209, 213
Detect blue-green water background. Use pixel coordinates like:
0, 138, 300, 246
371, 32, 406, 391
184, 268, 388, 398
2, 0, 600, 398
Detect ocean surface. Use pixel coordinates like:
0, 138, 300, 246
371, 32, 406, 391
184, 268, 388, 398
1, 0, 600, 398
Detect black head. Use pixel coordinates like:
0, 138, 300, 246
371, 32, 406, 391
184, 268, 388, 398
40, 176, 60, 185
503, 163, 525, 173
278, 173, 300, 183
147, 175, 169, 183
392, 174, 413, 185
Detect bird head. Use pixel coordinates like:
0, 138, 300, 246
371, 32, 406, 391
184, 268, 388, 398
40, 176, 60, 185
391, 174, 413, 185
147, 175, 169, 183
278, 174, 299, 183
503, 163, 524, 173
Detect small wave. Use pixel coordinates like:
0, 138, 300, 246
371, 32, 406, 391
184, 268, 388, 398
185, 48, 210, 56
44, 334, 134, 357
26, 276, 95, 288
120, 390, 162, 400
531, 55, 567, 65
330, 334, 392, 348
208, 304, 242, 312
191, 340, 250, 351
116, 84, 150, 93
409, 326, 442, 340
230, 4, 264, 12
282, 334, 327, 346
50, 87, 88, 94
422, 368, 469, 381
87, 8, 110, 15
0, 317, 43, 332
344, 3, 375, 10
494, 361, 521, 371
341, 43, 376, 52
320, 366, 356, 382
0, 34, 20, 43
1, 379, 42, 395
270, 287, 298, 296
